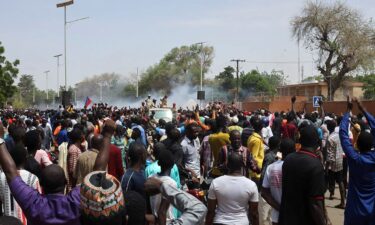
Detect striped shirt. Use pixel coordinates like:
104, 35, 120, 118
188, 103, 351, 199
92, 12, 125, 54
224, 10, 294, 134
0, 170, 41, 225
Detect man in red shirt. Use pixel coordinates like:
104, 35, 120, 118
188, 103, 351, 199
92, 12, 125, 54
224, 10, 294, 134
281, 96, 298, 142
107, 144, 124, 180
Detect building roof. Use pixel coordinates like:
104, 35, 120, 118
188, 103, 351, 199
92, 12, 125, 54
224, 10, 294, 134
277, 80, 364, 89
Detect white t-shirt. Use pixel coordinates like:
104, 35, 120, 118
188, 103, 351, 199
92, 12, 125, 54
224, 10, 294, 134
262, 126, 273, 150
149, 175, 177, 222
208, 175, 258, 225
262, 160, 283, 223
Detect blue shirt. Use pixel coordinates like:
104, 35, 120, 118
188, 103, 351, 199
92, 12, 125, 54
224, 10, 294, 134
121, 168, 146, 199
57, 129, 69, 146
132, 124, 147, 147
340, 112, 375, 225
145, 161, 181, 189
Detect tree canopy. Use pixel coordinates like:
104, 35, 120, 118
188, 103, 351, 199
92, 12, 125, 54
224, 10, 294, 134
354, 74, 375, 100
137, 44, 214, 95
0, 42, 19, 106
292, 1, 375, 100
240, 69, 286, 97
75, 73, 121, 101
215, 66, 235, 90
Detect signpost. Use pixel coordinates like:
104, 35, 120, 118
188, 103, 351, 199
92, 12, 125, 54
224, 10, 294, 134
313, 96, 323, 108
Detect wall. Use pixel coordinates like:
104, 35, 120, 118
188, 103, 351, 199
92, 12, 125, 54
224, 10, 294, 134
242, 99, 375, 114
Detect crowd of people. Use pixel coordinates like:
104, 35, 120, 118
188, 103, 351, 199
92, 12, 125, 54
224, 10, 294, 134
0, 95, 373, 225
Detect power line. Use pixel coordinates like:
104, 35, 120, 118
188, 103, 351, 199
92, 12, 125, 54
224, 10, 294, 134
245, 60, 312, 64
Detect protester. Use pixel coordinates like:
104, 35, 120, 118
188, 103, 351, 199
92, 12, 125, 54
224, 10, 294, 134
149, 149, 179, 223
259, 136, 280, 225
0, 144, 41, 225
209, 115, 230, 177
145, 142, 181, 188
145, 176, 207, 225
262, 138, 295, 225
326, 119, 346, 208
206, 153, 259, 225
340, 97, 375, 225
111, 124, 127, 170
218, 130, 258, 176
181, 123, 201, 184
121, 142, 147, 198
248, 116, 264, 184
67, 128, 83, 192
40, 118, 53, 150
74, 134, 103, 184
0, 125, 81, 225
278, 125, 326, 225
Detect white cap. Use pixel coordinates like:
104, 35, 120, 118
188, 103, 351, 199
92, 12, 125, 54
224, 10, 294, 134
232, 116, 239, 124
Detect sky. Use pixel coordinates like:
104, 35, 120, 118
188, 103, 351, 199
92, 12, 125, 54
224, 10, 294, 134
0, 0, 374, 91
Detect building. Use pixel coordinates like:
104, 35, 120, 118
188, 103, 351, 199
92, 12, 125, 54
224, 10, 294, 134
277, 80, 364, 101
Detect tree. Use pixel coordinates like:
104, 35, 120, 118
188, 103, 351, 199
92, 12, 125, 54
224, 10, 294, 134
138, 44, 214, 95
239, 69, 287, 99
122, 83, 137, 99
355, 74, 375, 100
292, 1, 375, 100
0, 42, 20, 105
18, 74, 35, 104
75, 73, 121, 101
240, 70, 273, 95
215, 66, 235, 90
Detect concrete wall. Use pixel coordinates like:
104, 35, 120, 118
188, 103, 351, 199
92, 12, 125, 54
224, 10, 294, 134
242, 99, 375, 114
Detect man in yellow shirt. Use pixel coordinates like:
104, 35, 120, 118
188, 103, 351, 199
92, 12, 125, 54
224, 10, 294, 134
209, 115, 230, 177
247, 117, 264, 184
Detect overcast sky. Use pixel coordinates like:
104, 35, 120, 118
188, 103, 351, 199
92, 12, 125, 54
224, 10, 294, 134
1, 0, 374, 90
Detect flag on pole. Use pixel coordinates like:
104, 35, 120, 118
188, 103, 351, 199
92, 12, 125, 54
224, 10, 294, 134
84, 97, 92, 109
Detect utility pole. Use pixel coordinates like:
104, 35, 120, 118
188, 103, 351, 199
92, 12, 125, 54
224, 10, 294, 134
32, 88, 35, 104
99, 83, 103, 102
231, 59, 246, 102
54, 54, 62, 97
44, 70, 50, 100
136, 67, 139, 98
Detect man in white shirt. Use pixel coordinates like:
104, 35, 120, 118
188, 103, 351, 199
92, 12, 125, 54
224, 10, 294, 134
206, 153, 259, 225
181, 123, 201, 183
261, 138, 295, 225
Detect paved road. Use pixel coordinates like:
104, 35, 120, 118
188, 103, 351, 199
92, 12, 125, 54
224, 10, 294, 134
326, 186, 345, 225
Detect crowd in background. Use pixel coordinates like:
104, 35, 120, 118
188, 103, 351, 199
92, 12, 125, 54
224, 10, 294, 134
0, 95, 373, 225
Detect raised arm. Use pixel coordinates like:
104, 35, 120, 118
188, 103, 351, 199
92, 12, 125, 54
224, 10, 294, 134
0, 123, 18, 183
145, 177, 207, 225
339, 98, 359, 161
354, 98, 375, 139
291, 96, 296, 113
318, 99, 325, 126
93, 119, 115, 171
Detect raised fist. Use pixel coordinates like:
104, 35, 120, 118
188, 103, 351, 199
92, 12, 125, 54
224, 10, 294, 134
291, 96, 296, 103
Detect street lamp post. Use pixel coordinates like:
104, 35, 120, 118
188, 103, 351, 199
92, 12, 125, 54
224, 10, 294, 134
44, 70, 50, 100
54, 54, 62, 97
57, 0, 88, 98
195, 42, 205, 91
57, 0, 73, 91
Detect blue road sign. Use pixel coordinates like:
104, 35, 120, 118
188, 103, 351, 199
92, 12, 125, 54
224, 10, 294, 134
313, 96, 322, 108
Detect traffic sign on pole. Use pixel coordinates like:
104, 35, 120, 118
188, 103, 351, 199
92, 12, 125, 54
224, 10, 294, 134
313, 96, 322, 107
